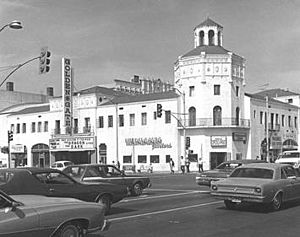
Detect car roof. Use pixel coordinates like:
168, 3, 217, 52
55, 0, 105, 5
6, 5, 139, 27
222, 159, 266, 164
235, 163, 290, 169
1, 167, 61, 174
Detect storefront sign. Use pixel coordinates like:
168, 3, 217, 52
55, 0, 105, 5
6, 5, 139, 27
211, 136, 227, 147
49, 136, 95, 151
125, 137, 172, 150
232, 132, 247, 142
10, 144, 25, 153
270, 136, 282, 149
62, 58, 73, 134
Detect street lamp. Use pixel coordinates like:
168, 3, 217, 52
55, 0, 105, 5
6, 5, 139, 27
0, 20, 23, 32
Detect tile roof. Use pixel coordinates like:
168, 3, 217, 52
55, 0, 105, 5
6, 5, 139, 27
245, 93, 299, 109
101, 91, 179, 105
253, 89, 300, 97
10, 104, 50, 115
181, 45, 232, 58
194, 18, 223, 30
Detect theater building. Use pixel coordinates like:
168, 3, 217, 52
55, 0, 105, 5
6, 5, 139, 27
0, 18, 298, 171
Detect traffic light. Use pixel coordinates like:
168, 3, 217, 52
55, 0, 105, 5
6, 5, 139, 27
39, 46, 51, 74
157, 104, 162, 118
8, 131, 13, 142
185, 136, 190, 149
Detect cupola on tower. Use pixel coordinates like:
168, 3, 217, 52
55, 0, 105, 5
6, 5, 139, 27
194, 17, 223, 47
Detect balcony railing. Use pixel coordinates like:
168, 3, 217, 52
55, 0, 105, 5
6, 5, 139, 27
178, 118, 250, 128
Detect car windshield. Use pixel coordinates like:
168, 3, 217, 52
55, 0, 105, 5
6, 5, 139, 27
281, 152, 300, 158
216, 163, 240, 170
230, 168, 273, 179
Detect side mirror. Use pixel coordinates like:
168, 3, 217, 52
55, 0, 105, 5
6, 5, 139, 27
4, 201, 18, 213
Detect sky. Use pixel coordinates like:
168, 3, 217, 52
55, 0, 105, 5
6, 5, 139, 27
1, 0, 300, 96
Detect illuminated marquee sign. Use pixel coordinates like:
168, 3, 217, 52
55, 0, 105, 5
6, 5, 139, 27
62, 58, 73, 134
49, 136, 95, 151
211, 136, 227, 147
125, 137, 172, 150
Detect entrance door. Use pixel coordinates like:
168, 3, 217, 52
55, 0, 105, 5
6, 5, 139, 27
210, 152, 227, 169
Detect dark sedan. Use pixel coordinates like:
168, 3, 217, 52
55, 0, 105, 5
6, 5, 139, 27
196, 159, 267, 186
0, 167, 128, 214
63, 164, 151, 196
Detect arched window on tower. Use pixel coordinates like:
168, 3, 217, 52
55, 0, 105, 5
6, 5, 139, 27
213, 106, 222, 125
208, 30, 215, 46
218, 31, 221, 46
189, 107, 196, 126
199, 31, 204, 46
235, 107, 240, 125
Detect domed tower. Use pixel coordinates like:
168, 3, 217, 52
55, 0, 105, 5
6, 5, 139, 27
174, 18, 248, 168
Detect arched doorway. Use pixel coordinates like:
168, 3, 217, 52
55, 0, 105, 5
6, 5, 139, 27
213, 106, 222, 125
189, 107, 196, 126
32, 143, 50, 168
99, 143, 107, 164
282, 139, 298, 151
236, 107, 240, 125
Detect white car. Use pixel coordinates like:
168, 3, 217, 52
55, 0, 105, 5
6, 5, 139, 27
51, 161, 74, 171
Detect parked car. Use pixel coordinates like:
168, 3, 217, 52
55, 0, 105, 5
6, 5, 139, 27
51, 160, 74, 171
62, 164, 151, 196
0, 189, 110, 236
196, 159, 267, 186
210, 163, 300, 211
0, 167, 128, 214
275, 150, 300, 168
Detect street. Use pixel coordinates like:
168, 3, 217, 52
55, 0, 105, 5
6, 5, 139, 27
91, 172, 300, 237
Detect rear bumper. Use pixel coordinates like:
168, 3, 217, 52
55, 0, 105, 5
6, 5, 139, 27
211, 192, 268, 203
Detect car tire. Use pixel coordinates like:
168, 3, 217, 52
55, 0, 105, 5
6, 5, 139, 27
270, 193, 282, 211
131, 182, 143, 196
224, 200, 238, 210
56, 222, 83, 237
97, 194, 112, 215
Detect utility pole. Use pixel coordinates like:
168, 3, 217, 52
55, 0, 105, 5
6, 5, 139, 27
266, 96, 270, 162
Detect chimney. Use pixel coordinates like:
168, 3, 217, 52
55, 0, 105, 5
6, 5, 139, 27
6, 82, 14, 91
46, 87, 54, 96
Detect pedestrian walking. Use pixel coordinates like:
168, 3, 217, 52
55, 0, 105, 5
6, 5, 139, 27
180, 156, 185, 174
198, 158, 203, 172
169, 158, 175, 174
117, 161, 121, 169
185, 157, 190, 173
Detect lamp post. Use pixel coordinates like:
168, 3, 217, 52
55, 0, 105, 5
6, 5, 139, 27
173, 87, 186, 159
265, 96, 270, 162
0, 20, 23, 33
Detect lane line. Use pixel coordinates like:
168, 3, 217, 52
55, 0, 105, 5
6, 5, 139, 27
109, 200, 222, 222
121, 190, 210, 202
148, 188, 208, 192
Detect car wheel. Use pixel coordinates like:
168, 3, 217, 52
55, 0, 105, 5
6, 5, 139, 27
97, 194, 112, 215
224, 200, 238, 210
270, 193, 282, 211
132, 182, 143, 196
57, 223, 83, 237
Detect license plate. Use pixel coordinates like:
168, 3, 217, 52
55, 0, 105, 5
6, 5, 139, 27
231, 199, 241, 203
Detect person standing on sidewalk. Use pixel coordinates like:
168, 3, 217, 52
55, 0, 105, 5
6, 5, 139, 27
185, 157, 190, 173
180, 156, 185, 174
198, 158, 203, 172
169, 158, 175, 174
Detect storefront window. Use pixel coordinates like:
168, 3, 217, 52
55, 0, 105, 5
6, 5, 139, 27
123, 155, 132, 163
138, 155, 147, 163
150, 155, 159, 163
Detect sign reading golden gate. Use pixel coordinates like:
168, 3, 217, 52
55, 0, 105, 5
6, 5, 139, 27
62, 58, 73, 134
